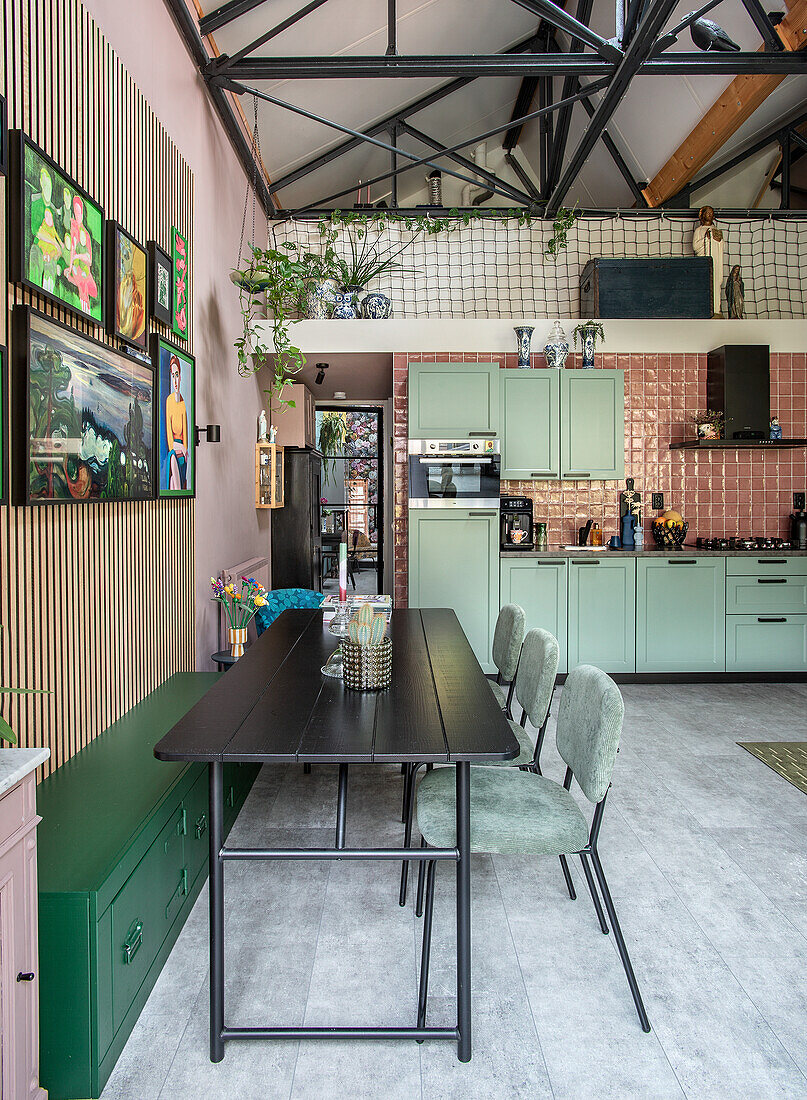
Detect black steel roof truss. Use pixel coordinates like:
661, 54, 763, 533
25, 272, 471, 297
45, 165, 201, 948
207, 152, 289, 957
546, 0, 594, 193
507, 0, 623, 62
504, 151, 541, 199
739, 0, 784, 50
199, 0, 270, 37
223, 0, 332, 67
653, 0, 725, 52
691, 107, 807, 192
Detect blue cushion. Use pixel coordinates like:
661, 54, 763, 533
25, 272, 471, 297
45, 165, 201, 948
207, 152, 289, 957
255, 589, 323, 635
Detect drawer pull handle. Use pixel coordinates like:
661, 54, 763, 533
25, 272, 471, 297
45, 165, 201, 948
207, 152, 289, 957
226, 786, 235, 808
757, 578, 787, 584
468, 511, 496, 516
567, 472, 591, 478
530, 471, 554, 477
165, 869, 189, 920
467, 431, 496, 438
536, 560, 565, 565
758, 559, 786, 564
123, 920, 143, 964
573, 560, 600, 565
757, 617, 787, 623
195, 813, 208, 839
669, 559, 696, 565
16, 972, 35, 983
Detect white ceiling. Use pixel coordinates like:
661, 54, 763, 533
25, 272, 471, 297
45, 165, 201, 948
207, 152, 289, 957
198, 0, 807, 211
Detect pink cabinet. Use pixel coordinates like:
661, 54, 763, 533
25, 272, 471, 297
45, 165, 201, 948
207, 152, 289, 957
0, 764, 48, 1100
269, 383, 316, 449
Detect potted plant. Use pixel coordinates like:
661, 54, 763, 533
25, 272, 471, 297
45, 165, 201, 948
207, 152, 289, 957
319, 410, 346, 479
572, 321, 605, 368
328, 211, 426, 318
692, 409, 724, 440
210, 576, 269, 659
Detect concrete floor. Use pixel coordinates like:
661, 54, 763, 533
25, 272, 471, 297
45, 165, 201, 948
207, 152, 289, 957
101, 682, 807, 1100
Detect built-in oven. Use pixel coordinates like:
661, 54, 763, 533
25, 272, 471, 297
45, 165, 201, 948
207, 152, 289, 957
408, 439, 501, 507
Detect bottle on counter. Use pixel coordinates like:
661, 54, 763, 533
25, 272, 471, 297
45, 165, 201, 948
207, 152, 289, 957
535, 522, 548, 550
634, 524, 644, 550
591, 522, 602, 547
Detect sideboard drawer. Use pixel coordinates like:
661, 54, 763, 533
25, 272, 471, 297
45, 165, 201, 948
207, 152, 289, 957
726, 557, 807, 578
727, 575, 807, 615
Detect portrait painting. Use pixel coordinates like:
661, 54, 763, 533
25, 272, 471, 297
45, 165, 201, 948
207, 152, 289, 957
15, 306, 154, 505
108, 222, 147, 349
154, 335, 195, 498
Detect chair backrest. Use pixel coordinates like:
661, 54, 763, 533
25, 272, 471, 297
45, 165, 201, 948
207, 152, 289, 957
513, 628, 559, 730
555, 665, 624, 805
491, 603, 526, 681
255, 588, 324, 634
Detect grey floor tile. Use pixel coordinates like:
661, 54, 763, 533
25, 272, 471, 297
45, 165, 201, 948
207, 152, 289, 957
290, 1041, 422, 1100
101, 1010, 187, 1099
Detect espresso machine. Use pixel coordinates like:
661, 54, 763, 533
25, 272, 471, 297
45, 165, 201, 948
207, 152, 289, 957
501, 496, 534, 551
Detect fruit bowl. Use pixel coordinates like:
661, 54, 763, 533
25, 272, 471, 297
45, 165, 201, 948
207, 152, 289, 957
651, 520, 688, 549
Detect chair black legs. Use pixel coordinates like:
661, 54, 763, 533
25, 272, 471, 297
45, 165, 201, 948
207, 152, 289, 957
415, 838, 428, 916
417, 860, 437, 1033
559, 855, 577, 900
579, 851, 609, 935
589, 848, 651, 1033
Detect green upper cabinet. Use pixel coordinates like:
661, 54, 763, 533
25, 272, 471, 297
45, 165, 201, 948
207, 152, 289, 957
636, 557, 726, 672
409, 509, 499, 672
568, 557, 636, 673
560, 370, 625, 480
408, 361, 500, 438
500, 557, 568, 673
501, 370, 560, 479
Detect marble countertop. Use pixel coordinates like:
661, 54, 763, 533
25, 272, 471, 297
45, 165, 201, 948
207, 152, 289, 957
0, 747, 50, 798
502, 547, 807, 558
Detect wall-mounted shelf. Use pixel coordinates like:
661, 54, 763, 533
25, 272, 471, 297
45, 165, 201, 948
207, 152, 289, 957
670, 439, 807, 451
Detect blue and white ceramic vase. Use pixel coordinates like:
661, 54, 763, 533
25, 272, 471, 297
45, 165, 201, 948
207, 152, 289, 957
514, 326, 534, 368
581, 328, 596, 368
543, 321, 570, 370
332, 285, 363, 319
304, 278, 338, 319
361, 291, 393, 319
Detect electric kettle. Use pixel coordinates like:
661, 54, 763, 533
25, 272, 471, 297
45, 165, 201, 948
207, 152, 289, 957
790, 511, 807, 550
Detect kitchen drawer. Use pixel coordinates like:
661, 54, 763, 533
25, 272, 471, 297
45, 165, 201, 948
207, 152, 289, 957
727, 575, 807, 615
184, 768, 210, 883
110, 804, 186, 1031
726, 556, 807, 577
726, 615, 807, 672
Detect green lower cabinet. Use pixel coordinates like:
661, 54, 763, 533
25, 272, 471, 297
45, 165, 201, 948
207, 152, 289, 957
568, 558, 636, 673
727, 615, 807, 672
500, 558, 567, 672
636, 557, 726, 672
410, 510, 499, 672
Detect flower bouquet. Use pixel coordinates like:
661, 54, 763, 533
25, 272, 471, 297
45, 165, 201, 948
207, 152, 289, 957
210, 576, 268, 658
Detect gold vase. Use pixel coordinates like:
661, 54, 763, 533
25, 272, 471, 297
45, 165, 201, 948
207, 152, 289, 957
229, 627, 248, 659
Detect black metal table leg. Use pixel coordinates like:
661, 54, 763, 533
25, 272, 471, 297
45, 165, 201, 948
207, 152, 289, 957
335, 763, 349, 849
209, 761, 225, 1062
456, 761, 471, 1062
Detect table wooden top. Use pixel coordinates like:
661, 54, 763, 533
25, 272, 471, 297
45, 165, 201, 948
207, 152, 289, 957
154, 609, 519, 765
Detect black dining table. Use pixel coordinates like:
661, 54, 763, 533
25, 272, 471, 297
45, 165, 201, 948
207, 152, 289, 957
154, 607, 518, 1063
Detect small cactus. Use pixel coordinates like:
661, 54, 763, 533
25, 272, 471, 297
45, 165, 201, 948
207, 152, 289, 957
348, 605, 387, 647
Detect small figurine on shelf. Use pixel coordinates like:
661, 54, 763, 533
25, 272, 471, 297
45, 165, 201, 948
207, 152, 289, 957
770, 417, 783, 441
258, 410, 268, 442
726, 265, 745, 319
269, 424, 277, 444
692, 205, 725, 318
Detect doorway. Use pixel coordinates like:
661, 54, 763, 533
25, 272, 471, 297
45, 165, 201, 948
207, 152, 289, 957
316, 405, 384, 596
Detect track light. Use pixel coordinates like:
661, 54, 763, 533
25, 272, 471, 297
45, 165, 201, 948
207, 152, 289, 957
315, 362, 329, 385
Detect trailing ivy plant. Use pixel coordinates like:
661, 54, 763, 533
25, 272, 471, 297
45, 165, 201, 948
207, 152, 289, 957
572, 321, 605, 348
319, 410, 347, 480
544, 204, 579, 259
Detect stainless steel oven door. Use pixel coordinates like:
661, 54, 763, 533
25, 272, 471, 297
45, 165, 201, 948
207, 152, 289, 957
408, 442, 500, 506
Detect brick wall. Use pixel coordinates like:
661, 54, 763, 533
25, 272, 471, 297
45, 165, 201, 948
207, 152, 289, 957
393, 352, 807, 607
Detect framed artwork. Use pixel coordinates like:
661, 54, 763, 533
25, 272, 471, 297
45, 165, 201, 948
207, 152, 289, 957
153, 335, 195, 498
14, 306, 154, 505
0, 346, 7, 506
11, 131, 104, 325
148, 240, 172, 326
107, 221, 148, 349
0, 95, 7, 175
171, 225, 188, 340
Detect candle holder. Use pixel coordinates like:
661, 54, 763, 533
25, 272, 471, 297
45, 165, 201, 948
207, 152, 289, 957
321, 601, 352, 677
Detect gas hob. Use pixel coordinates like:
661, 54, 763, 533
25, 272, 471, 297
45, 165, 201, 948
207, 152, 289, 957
695, 536, 793, 551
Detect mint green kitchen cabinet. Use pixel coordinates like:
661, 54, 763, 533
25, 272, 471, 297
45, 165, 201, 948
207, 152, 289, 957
636, 557, 726, 672
568, 557, 636, 673
727, 575, 807, 615
500, 369, 560, 478
500, 557, 567, 673
560, 369, 625, 480
409, 509, 499, 671
726, 615, 807, 672
408, 362, 500, 438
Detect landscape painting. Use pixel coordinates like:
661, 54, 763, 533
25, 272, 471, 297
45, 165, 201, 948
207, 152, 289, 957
17, 307, 153, 504
109, 222, 147, 348
15, 132, 104, 324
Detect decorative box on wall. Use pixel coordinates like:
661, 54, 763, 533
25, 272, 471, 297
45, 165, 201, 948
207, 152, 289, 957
580, 258, 712, 319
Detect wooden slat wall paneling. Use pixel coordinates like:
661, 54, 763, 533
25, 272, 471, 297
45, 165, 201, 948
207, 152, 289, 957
0, 0, 197, 778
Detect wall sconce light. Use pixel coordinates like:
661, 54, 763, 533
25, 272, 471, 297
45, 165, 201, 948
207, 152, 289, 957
195, 424, 221, 447
315, 362, 329, 385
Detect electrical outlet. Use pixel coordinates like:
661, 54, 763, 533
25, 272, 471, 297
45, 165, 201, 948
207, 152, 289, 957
652, 493, 664, 511
795, 492, 806, 511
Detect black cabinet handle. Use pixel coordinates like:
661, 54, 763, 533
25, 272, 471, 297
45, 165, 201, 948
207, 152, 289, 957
566, 472, 591, 478
758, 617, 787, 623
17, 972, 35, 983
573, 559, 600, 565
468, 511, 496, 516
467, 431, 496, 437
669, 559, 696, 565
530, 471, 554, 477
536, 560, 565, 565
758, 559, 786, 564
757, 578, 787, 584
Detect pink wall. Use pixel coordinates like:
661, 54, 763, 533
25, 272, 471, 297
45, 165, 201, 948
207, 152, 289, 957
393, 352, 807, 607
88, 0, 270, 666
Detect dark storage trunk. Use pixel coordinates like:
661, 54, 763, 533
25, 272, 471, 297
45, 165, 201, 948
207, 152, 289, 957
707, 344, 770, 440
271, 449, 322, 590
580, 257, 712, 318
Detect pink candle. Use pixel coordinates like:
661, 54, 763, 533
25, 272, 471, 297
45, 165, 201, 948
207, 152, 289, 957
339, 533, 347, 603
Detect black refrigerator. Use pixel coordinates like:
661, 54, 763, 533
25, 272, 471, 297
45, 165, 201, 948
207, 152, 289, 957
271, 449, 323, 591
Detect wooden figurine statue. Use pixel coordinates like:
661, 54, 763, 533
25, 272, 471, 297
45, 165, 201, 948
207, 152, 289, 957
692, 205, 725, 317
726, 265, 744, 319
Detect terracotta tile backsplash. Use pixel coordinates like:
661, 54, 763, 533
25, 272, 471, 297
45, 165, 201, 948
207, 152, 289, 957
393, 352, 807, 608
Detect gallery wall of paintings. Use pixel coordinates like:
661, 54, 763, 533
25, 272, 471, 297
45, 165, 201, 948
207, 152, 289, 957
0, 0, 197, 776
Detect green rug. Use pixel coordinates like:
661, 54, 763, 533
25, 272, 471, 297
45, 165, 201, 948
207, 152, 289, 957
738, 742, 807, 796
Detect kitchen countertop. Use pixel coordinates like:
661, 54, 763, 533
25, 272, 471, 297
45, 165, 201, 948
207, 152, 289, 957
502, 547, 807, 558
0, 747, 50, 797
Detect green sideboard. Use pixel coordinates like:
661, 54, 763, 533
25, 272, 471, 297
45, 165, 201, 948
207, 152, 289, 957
37, 673, 259, 1099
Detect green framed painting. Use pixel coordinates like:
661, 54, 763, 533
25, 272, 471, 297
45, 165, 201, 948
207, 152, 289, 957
171, 225, 188, 340
153, 335, 195, 498
0, 345, 7, 505
11, 131, 104, 325
14, 306, 154, 505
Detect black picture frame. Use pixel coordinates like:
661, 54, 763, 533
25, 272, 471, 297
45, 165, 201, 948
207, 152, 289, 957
13, 304, 156, 506
106, 220, 148, 350
148, 240, 173, 326
10, 130, 105, 327
0, 96, 7, 176
0, 345, 7, 506
152, 333, 196, 499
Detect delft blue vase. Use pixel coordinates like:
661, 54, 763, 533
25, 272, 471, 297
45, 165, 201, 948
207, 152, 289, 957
543, 321, 570, 370
304, 278, 338, 319
361, 291, 393, 319
582, 329, 596, 368
332, 285, 362, 319
514, 326, 534, 368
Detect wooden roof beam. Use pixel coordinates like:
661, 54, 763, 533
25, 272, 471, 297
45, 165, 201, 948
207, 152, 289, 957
641, 0, 807, 207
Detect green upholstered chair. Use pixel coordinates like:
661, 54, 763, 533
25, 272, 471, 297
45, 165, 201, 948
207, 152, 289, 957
487, 603, 526, 717
414, 665, 651, 1034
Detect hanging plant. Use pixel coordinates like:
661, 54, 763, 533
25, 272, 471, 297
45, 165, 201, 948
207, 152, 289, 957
319, 410, 347, 479
544, 203, 579, 259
